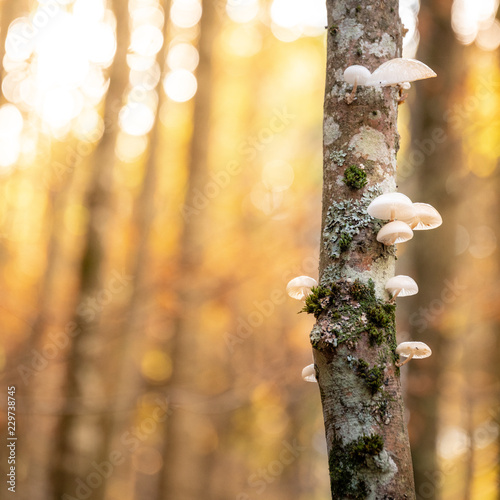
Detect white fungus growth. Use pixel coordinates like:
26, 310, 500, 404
301, 364, 317, 383
376, 221, 413, 245
385, 275, 418, 300
396, 341, 432, 367
367, 193, 415, 221
286, 276, 318, 300
402, 202, 442, 230
343, 58, 436, 103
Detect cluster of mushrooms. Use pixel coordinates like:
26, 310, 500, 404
287, 58, 439, 383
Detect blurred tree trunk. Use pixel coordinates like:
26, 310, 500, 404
313, 1, 416, 498
406, 2, 463, 498
101, 1, 171, 496
22, 142, 84, 500
158, 1, 218, 499
50, 1, 130, 498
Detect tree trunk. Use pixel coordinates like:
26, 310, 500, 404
101, 1, 171, 495
404, 2, 463, 498
51, 1, 129, 498
158, 1, 218, 498
313, 1, 416, 498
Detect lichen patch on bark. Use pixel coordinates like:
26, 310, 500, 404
324, 116, 341, 145
349, 126, 395, 168
362, 33, 397, 58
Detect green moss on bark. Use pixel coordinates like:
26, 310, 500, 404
328, 434, 385, 498
343, 165, 367, 189
356, 359, 385, 395
307, 279, 397, 359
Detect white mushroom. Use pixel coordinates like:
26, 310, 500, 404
367, 58, 437, 86
385, 275, 418, 301
367, 193, 415, 221
301, 364, 317, 383
343, 58, 436, 103
402, 203, 442, 230
286, 276, 318, 300
395, 341, 432, 367
376, 221, 413, 245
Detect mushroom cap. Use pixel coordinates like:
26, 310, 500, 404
403, 203, 442, 230
396, 341, 432, 359
385, 275, 418, 297
286, 276, 318, 300
343, 65, 372, 86
301, 364, 317, 383
367, 58, 437, 86
367, 193, 415, 221
376, 221, 413, 245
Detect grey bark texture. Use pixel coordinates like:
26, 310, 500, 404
313, 1, 416, 498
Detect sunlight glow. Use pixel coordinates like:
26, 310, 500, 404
221, 25, 263, 57
399, 0, 420, 58
73, 0, 105, 23
74, 108, 104, 143
0, 139, 20, 169
167, 43, 199, 71
163, 70, 198, 102
171, 0, 202, 29
119, 102, 156, 137
131, 25, 164, 57
40, 88, 84, 129
0, 104, 24, 169
226, 0, 260, 24
131, 6, 165, 30
3, 0, 115, 132
115, 131, 149, 163
452, 0, 499, 45
476, 19, 500, 50
0, 105, 24, 138
270, 0, 326, 39
262, 160, 294, 192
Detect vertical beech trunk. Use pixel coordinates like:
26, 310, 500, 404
406, 2, 463, 498
158, 1, 217, 499
51, 1, 129, 498
313, 1, 416, 498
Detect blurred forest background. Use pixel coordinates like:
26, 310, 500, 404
0, 0, 499, 499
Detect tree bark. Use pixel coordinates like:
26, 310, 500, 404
313, 1, 416, 498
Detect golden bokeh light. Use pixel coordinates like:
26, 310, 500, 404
131, 25, 164, 57
170, 0, 202, 29
119, 101, 156, 136
140, 350, 173, 383
226, 0, 260, 24
270, 0, 326, 39
115, 131, 149, 163
163, 69, 198, 102
73, 108, 104, 143
131, 6, 165, 30
167, 42, 199, 71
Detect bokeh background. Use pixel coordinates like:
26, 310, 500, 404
0, 0, 499, 499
